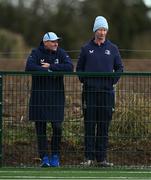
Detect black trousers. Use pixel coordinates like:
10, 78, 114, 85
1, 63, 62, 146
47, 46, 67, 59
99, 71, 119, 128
83, 88, 114, 162
35, 121, 62, 159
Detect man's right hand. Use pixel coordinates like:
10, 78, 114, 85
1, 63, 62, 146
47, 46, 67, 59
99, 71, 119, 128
41, 62, 50, 68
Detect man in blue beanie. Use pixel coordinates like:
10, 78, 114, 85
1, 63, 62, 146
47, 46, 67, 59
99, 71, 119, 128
76, 16, 123, 167
25, 32, 73, 167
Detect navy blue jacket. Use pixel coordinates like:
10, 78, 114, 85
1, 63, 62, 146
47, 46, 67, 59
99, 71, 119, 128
76, 39, 123, 90
25, 42, 73, 122
26, 42, 73, 72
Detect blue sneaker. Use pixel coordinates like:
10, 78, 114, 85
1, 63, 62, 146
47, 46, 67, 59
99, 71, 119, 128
40, 156, 50, 167
50, 154, 60, 167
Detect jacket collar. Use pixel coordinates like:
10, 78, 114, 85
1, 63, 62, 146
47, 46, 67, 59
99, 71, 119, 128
91, 38, 108, 46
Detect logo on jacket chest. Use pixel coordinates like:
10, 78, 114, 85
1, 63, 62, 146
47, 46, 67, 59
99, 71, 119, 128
54, 58, 59, 64
88, 49, 111, 56
105, 49, 111, 55
40, 58, 59, 64
89, 50, 94, 54
40, 59, 45, 64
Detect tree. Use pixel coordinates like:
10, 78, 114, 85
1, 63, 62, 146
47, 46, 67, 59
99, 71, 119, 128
0, 0, 150, 57
79, 0, 151, 52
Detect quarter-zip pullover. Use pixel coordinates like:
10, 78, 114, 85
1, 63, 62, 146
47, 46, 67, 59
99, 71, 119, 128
76, 39, 123, 90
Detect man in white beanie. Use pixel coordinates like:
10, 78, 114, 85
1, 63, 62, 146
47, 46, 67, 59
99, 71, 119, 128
76, 16, 123, 167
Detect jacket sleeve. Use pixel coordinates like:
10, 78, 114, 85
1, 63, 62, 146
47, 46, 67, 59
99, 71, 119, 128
113, 47, 124, 84
25, 49, 49, 72
76, 47, 86, 83
49, 49, 73, 72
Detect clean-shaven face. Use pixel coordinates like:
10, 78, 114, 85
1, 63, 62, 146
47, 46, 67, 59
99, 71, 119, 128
95, 28, 108, 41
43, 40, 58, 51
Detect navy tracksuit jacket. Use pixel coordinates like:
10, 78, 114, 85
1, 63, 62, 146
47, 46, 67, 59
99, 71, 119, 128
25, 42, 73, 158
76, 39, 123, 162
25, 42, 73, 122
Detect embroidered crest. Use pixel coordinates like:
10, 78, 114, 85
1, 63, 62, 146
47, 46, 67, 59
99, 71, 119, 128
105, 50, 111, 55
54, 59, 59, 64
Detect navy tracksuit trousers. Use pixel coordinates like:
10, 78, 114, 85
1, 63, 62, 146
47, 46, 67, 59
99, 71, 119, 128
83, 87, 114, 162
35, 121, 62, 159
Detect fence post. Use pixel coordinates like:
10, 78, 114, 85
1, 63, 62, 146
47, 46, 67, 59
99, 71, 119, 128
0, 74, 3, 167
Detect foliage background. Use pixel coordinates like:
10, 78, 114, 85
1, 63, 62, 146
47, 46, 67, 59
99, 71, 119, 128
0, 0, 151, 61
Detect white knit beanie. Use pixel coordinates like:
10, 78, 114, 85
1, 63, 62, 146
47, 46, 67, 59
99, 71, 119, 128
93, 16, 109, 32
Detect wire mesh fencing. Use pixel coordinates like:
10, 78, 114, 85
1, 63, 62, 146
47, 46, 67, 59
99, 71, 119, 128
1, 72, 151, 167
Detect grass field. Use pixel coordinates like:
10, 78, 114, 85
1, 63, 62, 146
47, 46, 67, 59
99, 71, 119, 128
0, 167, 151, 180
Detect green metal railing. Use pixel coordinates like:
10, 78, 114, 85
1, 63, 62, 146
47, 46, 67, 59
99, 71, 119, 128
0, 71, 151, 167
0, 74, 2, 167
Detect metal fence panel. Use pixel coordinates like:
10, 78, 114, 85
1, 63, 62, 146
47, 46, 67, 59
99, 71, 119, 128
1, 72, 151, 167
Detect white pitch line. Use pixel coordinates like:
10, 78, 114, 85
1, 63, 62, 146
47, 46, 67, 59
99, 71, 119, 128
0, 179, 146, 180
0, 170, 151, 174
0, 176, 151, 179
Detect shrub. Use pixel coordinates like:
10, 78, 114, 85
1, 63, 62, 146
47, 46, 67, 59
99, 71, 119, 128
110, 92, 151, 142
0, 28, 28, 59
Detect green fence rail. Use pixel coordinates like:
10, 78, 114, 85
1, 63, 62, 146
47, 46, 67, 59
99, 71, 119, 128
0, 72, 151, 167
0, 74, 2, 167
